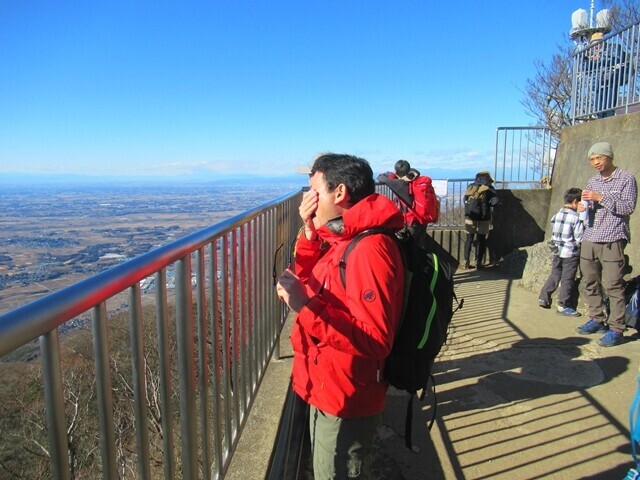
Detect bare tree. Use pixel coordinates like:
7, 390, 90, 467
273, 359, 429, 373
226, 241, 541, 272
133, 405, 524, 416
0, 356, 99, 480
607, 0, 640, 29
0, 305, 181, 480
521, 45, 575, 138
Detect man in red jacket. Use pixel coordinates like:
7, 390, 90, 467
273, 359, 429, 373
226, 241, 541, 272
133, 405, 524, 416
277, 153, 405, 479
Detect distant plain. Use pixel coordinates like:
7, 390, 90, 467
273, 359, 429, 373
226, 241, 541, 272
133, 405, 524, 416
0, 178, 303, 315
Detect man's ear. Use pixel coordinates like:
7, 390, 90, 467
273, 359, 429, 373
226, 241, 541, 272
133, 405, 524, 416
334, 183, 350, 205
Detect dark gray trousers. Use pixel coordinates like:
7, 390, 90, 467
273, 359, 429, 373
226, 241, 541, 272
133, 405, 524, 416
539, 255, 580, 308
580, 239, 627, 331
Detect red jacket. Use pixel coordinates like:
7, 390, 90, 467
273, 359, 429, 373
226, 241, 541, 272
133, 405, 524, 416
290, 193, 405, 418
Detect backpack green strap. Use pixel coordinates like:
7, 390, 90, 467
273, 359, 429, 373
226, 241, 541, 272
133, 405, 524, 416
418, 253, 439, 349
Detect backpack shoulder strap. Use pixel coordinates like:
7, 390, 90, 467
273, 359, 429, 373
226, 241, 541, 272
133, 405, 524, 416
404, 373, 438, 449
339, 228, 393, 286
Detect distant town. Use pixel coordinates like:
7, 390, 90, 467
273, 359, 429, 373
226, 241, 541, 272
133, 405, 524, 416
0, 178, 303, 315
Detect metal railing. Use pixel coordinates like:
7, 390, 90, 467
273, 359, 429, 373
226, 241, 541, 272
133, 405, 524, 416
0, 190, 303, 480
494, 127, 557, 188
571, 20, 640, 121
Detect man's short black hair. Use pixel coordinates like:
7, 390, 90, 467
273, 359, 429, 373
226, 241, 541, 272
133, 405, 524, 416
310, 153, 375, 205
564, 187, 582, 204
394, 160, 411, 178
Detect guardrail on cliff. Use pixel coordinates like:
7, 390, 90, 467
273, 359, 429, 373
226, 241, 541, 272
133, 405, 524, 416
0, 190, 303, 480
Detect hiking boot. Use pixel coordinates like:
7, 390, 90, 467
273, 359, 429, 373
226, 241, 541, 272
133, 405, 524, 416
597, 330, 624, 347
556, 307, 581, 317
538, 299, 551, 309
576, 319, 607, 335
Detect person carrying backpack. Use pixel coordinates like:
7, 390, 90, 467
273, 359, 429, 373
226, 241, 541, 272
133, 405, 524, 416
276, 153, 405, 479
462, 170, 499, 269
377, 159, 439, 248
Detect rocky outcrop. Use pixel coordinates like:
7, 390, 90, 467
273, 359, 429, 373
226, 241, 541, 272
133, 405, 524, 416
498, 241, 591, 314
498, 241, 565, 305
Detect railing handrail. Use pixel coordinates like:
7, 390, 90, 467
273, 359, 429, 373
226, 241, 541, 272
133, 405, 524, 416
495, 126, 552, 132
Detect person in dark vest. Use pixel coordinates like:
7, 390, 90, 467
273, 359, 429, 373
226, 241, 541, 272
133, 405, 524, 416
462, 171, 499, 270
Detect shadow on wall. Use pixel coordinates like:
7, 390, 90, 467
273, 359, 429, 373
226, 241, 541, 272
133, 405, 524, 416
488, 189, 548, 262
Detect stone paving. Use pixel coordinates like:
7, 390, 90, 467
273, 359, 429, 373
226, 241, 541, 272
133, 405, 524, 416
373, 266, 640, 480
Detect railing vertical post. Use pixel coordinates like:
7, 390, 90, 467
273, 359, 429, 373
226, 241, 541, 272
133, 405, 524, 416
526, 130, 534, 182
40, 330, 71, 480
155, 268, 176, 480
272, 208, 281, 361
258, 212, 268, 370
248, 219, 257, 391
196, 248, 212, 480
230, 229, 241, 436
494, 128, 500, 184
92, 302, 117, 479
209, 241, 224, 478
239, 226, 249, 412
221, 234, 233, 455
571, 53, 577, 122
277, 204, 282, 352
176, 256, 198, 480
544, 129, 550, 180
129, 283, 151, 480
258, 214, 264, 373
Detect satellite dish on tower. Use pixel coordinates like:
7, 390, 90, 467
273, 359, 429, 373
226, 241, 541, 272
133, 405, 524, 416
595, 9, 612, 32
571, 8, 588, 32
569, 4, 611, 42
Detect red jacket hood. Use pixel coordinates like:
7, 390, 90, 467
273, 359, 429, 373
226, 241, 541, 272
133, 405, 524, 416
317, 193, 404, 242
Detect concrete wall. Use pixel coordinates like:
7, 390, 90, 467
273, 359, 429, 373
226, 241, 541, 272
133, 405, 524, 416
427, 188, 552, 267
489, 189, 552, 260
549, 111, 640, 275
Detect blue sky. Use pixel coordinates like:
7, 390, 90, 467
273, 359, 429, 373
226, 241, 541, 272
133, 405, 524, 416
0, 1, 586, 181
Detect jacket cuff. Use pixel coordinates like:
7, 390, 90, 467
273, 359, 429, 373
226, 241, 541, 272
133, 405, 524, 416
296, 231, 322, 249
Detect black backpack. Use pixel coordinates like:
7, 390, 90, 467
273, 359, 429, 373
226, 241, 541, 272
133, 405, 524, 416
605, 275, 640, 330
464, 183, 488, 220
339, 228, 463, 449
